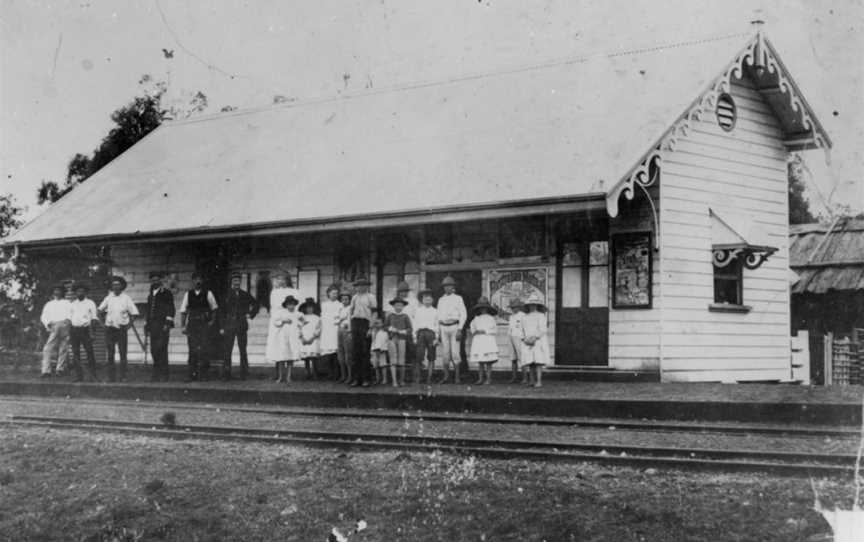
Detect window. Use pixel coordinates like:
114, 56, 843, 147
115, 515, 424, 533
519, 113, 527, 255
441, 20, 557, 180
558, 239, 608, 309
588, 241, 609, 307
716, 93, 737, 132
713, 259, 742, 305
499, 217, 545, 260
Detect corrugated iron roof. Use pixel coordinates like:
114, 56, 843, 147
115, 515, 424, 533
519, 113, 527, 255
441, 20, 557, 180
789, 219, 864, 293
8, 34, 764, 245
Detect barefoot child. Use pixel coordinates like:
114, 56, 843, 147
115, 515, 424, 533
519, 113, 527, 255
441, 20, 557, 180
369, 314, 390, 385
520, 294, 549, 388
413, 289, 438, 384
507, 298, 525, 384
336, 288, 353, 384
272, 295, 301, 384
299, 298, 321, 380
386, 297, 413, 387
470, 297, 499, 385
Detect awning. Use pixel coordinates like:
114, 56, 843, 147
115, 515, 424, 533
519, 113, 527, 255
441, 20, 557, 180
710, 209, 778, 270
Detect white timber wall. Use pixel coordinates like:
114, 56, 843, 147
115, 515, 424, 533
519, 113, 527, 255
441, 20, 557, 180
659, 75, 790, 382
608, 185, 661, 372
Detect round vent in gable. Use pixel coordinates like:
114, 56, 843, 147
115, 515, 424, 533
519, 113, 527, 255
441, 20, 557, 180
716, 93, 737, 132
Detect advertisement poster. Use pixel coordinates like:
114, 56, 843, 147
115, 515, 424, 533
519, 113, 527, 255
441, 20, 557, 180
487, 268, 547, 323
612, 233, 652, 308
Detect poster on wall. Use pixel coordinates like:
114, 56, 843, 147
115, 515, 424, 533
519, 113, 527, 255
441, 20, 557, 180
487, 268, 547, 323
612, 232, 652, 309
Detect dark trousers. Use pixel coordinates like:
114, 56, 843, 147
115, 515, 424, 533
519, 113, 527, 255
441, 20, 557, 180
149, 326, 171, 380
105, 326, 128, 380
70, 326, 96, 378
186, 317, 209, 379
222, 326, 249, 377
416, 329, 437, 364
350, 318, 371, 384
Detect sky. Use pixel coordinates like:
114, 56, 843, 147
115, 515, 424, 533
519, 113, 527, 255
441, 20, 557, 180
1, 0, 862, 221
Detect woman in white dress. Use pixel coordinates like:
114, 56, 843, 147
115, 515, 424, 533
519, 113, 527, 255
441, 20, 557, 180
319, 285, 342, 380
266, 273, 301, 380
271, 295, 301, 384
520, 293, 550, 388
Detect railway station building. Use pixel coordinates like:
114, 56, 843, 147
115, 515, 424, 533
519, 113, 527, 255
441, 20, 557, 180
5, 31, 830, 383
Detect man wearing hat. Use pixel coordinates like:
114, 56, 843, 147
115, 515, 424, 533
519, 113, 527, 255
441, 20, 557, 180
180, 272, 219, 381
40, 284, 72, 378
69, 283, 99, 382
98, 276, 139, 382
348, 276, 376, 387
436, 275, 467, 384
218, 273, 258, 381
145, 271, 175, 382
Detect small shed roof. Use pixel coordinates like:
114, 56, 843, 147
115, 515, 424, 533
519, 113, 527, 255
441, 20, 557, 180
6, 32, 829, 247
789, 219, 864, 294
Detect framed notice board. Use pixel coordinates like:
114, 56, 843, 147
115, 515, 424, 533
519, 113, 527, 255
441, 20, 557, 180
611, 232, 652, 309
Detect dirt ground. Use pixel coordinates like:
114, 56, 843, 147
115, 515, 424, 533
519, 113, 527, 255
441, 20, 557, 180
0, 426, 853, 542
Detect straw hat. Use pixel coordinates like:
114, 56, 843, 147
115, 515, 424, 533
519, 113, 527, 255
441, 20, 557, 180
472, 296, 498, 315
109, 276, 128, 290
523, 293, 547, 311
441, 275, 456, 287
353, 276, 371, 286
389, 297, 407, 307
396, 280, 411, 292
418, 289, 435, 300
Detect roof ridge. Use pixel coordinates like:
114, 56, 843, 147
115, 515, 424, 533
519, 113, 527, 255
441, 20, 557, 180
165, 31, 750, 128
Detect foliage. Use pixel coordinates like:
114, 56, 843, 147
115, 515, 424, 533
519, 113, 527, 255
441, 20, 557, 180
37, 76, 209, 205
789, 154, 817, 225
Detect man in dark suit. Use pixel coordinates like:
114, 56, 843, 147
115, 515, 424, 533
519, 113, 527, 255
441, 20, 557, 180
146, 271, 175, 382
219, 273, 258, 380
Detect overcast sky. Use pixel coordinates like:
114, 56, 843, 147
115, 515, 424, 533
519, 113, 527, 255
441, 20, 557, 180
1, 0, 861, 220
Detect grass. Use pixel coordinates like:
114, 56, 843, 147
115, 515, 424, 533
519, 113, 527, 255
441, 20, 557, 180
0, 426, 853, 541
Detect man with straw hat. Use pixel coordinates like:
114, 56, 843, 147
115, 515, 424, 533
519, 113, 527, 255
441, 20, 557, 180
349, 276, 376, 387
98, 275, 139, 382
436, 275, 467, 384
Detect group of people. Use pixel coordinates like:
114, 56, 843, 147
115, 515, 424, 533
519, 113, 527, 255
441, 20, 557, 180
264, 274, 549, 388
39, 271, 550, 388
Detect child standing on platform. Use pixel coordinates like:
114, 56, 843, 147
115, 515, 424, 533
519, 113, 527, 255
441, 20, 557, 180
272, 295, 301, 384
336, 288, 353, 383
507, 298, 526, 384
369, 313, 390, 385
299, 298, 321, 380
520, 294, 549, 388
386, 297, 413, 387
470, 297, 499, 385
413, 289, 438, 384
319, 285, 342, 380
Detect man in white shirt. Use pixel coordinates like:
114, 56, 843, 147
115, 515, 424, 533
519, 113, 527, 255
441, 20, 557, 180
436, 275, 467, 384
180, 272, 219, 381
40, 285, 72, 377
69, 283, 99, 382
98, 276, 139, 382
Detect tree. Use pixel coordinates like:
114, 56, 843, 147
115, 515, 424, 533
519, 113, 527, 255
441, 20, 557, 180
788, 153, 817, 225
38, 76, 208, 204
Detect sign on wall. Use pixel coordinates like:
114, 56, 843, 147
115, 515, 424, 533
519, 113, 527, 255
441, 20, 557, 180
611, 232, 652, 309
487, 268, 547, 322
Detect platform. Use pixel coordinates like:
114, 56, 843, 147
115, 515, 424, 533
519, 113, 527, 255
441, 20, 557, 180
1, 364, 860, 426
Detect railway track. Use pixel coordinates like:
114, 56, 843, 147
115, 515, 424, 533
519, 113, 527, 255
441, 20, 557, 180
4, 413, 856, 477
1, 395, 856, 439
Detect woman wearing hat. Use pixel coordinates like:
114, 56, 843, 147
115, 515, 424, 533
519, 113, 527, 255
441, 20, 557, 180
469, 296, 500, 385
319, 284, 342, 380
265, 272, 300, 381
520, 294, 550, 388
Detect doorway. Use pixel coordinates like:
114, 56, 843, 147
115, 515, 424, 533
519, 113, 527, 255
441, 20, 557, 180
425, 270, 483, 365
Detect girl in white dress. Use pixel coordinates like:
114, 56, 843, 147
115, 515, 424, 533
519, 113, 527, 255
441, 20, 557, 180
272, 295, 301, 384
469, 297, 500, 385
319, 285, 342, 380
266, 273, 301, 381
298, 298, 321, 380
520, 294, 550, 388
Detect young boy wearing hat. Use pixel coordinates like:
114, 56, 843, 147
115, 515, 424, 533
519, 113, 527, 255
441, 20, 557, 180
436, 275, 467, 384
40, 285, 72, 378
69, 283, 99, 382
145, 271, 176, 382
218, 272, 258, 381
413, 289, 439, 384
349, 276, 376, 387
98, 276, 139, 382
180, 272, 218, 382
385, 297, 413, 386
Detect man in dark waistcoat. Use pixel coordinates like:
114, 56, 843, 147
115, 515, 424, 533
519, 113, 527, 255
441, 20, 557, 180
180, 272, 218, 381
219, 273, 258, 381
145, 271, 175, 382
